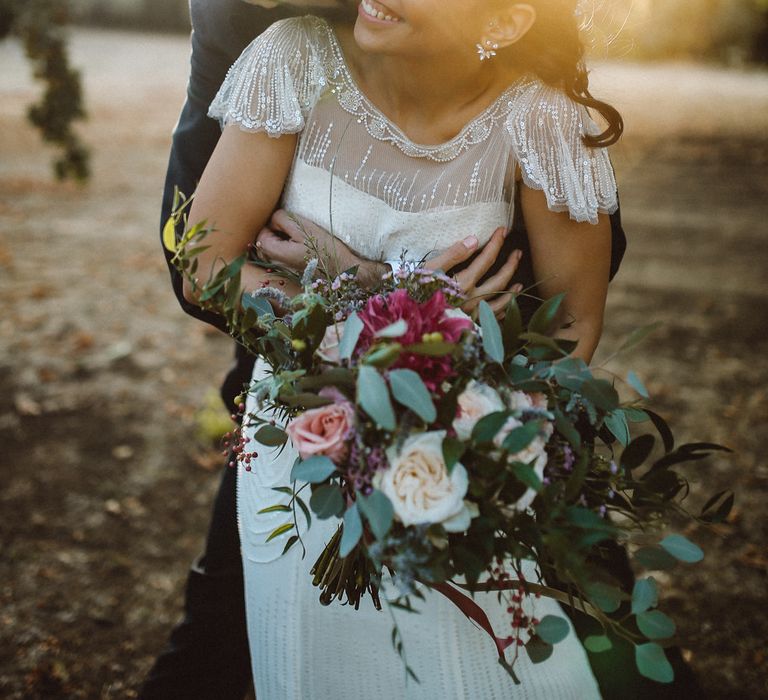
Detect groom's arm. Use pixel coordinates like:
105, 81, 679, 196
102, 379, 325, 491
161, 0, 357, 333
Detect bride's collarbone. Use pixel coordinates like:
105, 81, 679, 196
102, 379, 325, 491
332, 26, 516, 147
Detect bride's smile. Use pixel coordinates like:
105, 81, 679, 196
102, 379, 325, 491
358, 0, 403, 24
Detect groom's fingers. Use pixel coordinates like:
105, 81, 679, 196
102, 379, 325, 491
268, 209, 306, 242
255, 228, 305, 266
423, 234, 479, 273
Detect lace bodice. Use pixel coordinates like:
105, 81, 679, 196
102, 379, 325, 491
209, 16, 618, 263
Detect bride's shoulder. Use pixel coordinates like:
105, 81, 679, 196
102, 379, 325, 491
208, 15, 334, 136
504, 77, 618, 224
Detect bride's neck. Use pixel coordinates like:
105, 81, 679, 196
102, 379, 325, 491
334, 25, 517, 142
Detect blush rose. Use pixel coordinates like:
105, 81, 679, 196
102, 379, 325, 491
375, 430, 477, 532
286, 388, 355, 464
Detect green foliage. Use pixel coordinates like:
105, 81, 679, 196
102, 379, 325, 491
1, 0, 89, 180
357, 365, 396, 431
534, 615, 570, 645
389, 369, 436, 423
339, 502, 362, 557
635, 642, 674, 684
660, 534, 705, 563
358, 490, 395, 540
478, 300, 504, 363
291, 456, 337, 483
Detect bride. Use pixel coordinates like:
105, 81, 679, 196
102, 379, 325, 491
184, 1, 619, 697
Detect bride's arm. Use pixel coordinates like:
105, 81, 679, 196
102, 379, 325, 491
182, 126, 301, 305
520, 184, 612, 364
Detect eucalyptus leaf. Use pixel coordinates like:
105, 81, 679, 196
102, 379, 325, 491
358, 490, 395, 540
375, 318, 408, 338
627, 370, 650, 398
554, 410, 581, 449
635, 643, 674, 684
511, 462, 543, 492
339, 503, 363, 557
291, 455, 337, 483
339, 312, 364, 360
584, 582, 624, 613
605, 410, 630, 446
471, 411, 509, 444
363, 343, 403, 368
584, 635, 613, 653
660, 534, 704, 563
502, 421, 541, 454
581, 378, 620, 412
242, 294, 274, 318
636, 610, 676, 640
479, 300, 504, 363
631, 577, 659, 614
357, 365, 396, 431
526, 636, 554, 664
634, 546, 677, 571
389, 368, 437, 423
535, 615, 570, 645
309, 484, 345, 519
442, 436, 465, 475
254, 425, 289, 447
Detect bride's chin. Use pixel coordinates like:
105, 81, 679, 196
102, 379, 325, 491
353, 22, 408, 55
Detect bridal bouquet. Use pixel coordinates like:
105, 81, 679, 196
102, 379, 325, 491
165, 205, 732, 685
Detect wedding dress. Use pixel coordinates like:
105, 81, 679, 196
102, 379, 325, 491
209, 16, 618, 699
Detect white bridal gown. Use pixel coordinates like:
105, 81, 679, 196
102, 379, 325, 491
209, 16, 618, 700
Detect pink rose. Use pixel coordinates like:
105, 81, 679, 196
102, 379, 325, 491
285, 388, 355, 464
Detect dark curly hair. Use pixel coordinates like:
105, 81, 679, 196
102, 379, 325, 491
506, 0, 624, 147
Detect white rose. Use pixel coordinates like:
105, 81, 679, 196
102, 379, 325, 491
453, 380, 505, 441
506, 390, 534, 413
316, 323, 342, 363
374, 431, 476, 533
494, 417, 554, 512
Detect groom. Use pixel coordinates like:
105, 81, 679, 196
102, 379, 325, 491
142, 1, 695, 698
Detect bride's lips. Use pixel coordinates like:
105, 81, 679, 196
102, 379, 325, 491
358, 0, 402, 25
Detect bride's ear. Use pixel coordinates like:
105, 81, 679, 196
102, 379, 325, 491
486, 4, 537, 49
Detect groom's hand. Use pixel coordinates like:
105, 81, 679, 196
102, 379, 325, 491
254, 209, 386, 287
424, 229, 524, 319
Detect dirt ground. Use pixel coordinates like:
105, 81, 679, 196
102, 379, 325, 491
1, 28, 767, 700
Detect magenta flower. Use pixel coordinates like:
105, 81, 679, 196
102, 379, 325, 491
357, 290, 473, 392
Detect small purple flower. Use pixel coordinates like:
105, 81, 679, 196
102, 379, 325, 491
563, 444, 575, 472
609, 460, 619, 475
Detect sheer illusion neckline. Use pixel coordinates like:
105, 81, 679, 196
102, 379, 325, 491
318, 19, 532, 162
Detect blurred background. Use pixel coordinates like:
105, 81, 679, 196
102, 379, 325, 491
1, 1, 767, 698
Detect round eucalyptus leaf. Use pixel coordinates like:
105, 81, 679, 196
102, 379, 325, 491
635, 643, 674, 684
535, 615, 570, 645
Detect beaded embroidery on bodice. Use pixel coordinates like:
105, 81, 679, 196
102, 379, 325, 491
209, 15, 618, 263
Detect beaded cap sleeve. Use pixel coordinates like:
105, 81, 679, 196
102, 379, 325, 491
208, 16, 330, 136
506, 81, 618, 225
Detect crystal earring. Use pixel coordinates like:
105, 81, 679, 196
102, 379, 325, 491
476, 38, 499, 62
